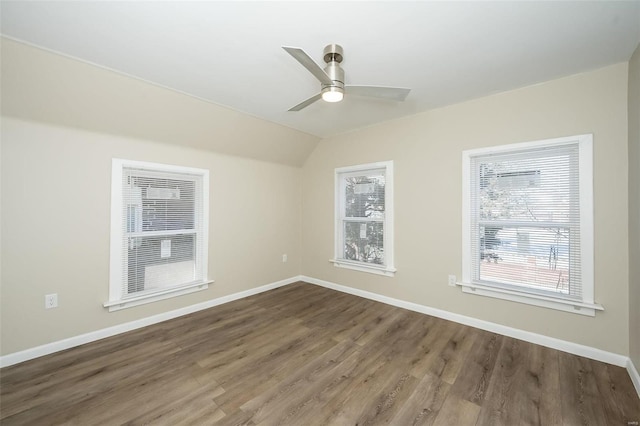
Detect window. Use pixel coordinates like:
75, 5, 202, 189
462, 135, 602, 316
105, 159, 210, 311
331, 161, 395, 276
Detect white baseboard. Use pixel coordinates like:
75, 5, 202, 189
0, 276, 301, 368
628, 358, 640, 397
301, 275, 630, 368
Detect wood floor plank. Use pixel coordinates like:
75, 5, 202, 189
316, 314, 452, 425
331, 298, 392, 342
352, 373, 421, 425
590, 357, 640, 425
475, 338, 563, 426
212, 328, 339, 413
0, 340, 184, 420
69, 371, 223, 425
301, 291, 376, 329
2, 358, 208, 425
388, 372, 451, 426
448, 330, 503, 405
193, 316, 307, 370
250, 282, 336, 317
558, 351, 611, 426
530, 344, 563, 425
432, 395, 481, 426
251, 352, 364, 426
407, 318, 459, 380
123, 382, 226, 426
428, 322, 478, 384
213, 409, 256, 426
239, 339, 361, 424
339, 302, 404, 347
1, 282, 638, 425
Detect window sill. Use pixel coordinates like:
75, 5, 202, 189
329, 259, 396, 277
103, 280, 212, 312
457, 281, 603, 317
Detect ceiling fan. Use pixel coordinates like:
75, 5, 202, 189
282, 43, 411, 111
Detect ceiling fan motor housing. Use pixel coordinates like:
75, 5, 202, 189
322, 44, 345, 92
323, 44, 343, 63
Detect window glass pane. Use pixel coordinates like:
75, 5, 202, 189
344, 173, 385, 219
479, 225, 570, 295
474, 146, 580, 297
126, 234, 197, 294
343, 221, 384, 264
125, 175, 196, 232
479, 153, 572, 223
112, 160, 209, 308
463, 137, 592, 311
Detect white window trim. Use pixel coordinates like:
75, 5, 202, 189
461, 134, 602, 316
329, 259, 397, 277
330, 161, 395, 277
105, 159, 212, 312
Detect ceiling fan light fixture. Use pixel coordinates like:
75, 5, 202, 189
283, 44, 410, 111
322, 86, 344, 103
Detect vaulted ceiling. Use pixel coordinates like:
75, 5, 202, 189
2, 1, 639, 138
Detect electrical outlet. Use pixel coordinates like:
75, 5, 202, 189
282, 254, 288, 263
45, 293, 58, 309
448, 275, 457, 287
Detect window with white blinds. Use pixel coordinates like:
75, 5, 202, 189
462, 135, 601, 316
106, 159, 210, 311
331, 161, 395, 277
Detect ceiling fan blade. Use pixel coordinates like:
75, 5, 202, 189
288, 93, 322, 111
346, 85, 411, 102
283, 46, 333, 86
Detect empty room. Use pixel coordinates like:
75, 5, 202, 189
1, 1, 640, 425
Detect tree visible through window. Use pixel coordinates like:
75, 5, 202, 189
333, 161, 395, 276
343, 174, 385, 264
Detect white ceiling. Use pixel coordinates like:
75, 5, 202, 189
2, 1, 639, 138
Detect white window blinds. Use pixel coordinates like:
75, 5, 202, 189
332, 161, 396, 277
121, 168, 205, 296
469, 143, 583, 299
339, 169, 386, 264
107, 159, 209, 310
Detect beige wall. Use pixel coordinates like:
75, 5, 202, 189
0, 38, 319, 167
302, 63, 630, 355
629, 43, 640, 369
0, 39, 309, 355
0, 118, 302, 355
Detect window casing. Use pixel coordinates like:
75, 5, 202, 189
106, 159, 210, 311
462, 135, 602, 316
331, 161, 395, 277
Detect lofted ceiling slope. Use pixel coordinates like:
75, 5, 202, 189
1, 1, 639, 139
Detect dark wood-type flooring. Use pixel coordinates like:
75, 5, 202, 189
1, 282, 639, 425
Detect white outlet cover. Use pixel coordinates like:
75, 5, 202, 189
45, 293, 58, 309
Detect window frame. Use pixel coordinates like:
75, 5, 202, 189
461, 135, 602, 316
331, 161, 395, 277
105, 159, 211, 312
